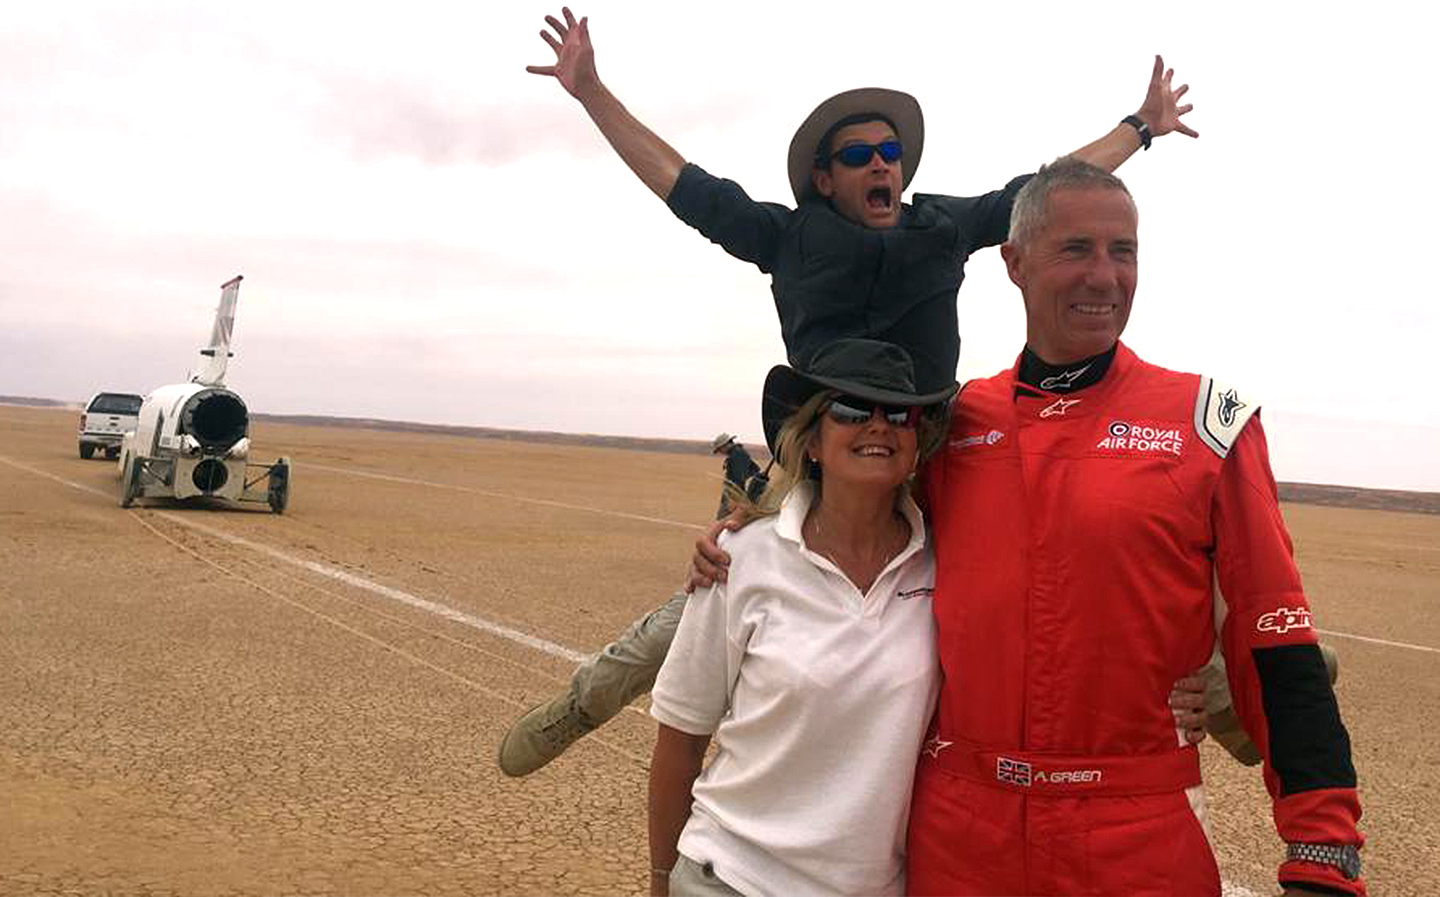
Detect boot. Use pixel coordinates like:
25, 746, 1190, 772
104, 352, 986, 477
497, 692, 596, 777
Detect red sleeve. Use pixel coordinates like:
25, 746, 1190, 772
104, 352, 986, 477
1212, 414, 1366, 896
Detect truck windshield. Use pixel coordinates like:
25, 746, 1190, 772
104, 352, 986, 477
90, 394, 143, 415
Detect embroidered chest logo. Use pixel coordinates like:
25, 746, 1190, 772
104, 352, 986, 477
1040, 397, 1081, 418
1217, 388, 1247, 427
1257, 607, 1313, 635
1095, 420, 1184, 456
898, 587, 934, 600
1039, 364, 1090, 390
950, 429, 1005, 450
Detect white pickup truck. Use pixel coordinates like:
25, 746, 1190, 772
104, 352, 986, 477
78, 392, 143, 459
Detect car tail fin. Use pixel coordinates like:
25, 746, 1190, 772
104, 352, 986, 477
190, 275, 243, 386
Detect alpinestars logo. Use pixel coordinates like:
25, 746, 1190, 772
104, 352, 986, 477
1095, 421, 1184, 456
1217, 388, 1247, 427
1040, 397, 1081, 418
1257, 607, 1314, 635
1040, 364, 1091, 390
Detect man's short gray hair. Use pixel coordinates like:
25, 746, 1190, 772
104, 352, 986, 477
1008, 156, 1135, 247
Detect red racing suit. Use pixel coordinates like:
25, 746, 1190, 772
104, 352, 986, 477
907, 343, 1364, 896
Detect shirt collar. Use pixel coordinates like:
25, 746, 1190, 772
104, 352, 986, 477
775, 479, 928, 562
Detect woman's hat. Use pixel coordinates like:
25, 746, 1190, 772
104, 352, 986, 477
787, 87, 925, 204
761, 339, 958, 453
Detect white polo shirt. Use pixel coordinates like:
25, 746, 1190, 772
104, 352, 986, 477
651, 481, 939, 897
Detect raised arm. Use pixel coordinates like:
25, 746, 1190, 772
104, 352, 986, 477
527, 8, 684, 199
1068, 55, 1199, 173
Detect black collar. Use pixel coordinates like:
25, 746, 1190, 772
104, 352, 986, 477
1017, 344, 1117, 394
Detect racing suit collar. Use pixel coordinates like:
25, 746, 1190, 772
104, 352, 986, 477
1017, 342, 1118, 393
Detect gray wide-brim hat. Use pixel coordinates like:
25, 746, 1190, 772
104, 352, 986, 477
710, 433, 735, 453
761, 339, 958, 455
787, 87, 925, 204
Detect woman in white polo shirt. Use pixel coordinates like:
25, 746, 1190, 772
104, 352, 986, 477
647, 339, 955, 897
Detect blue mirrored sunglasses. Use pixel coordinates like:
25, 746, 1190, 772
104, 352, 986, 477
825, 396, 923, 428
823, 139, 903, 168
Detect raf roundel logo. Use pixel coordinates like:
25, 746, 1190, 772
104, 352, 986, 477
1108, 421, 1131, 438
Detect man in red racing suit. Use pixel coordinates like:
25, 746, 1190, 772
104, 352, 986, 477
907, 160, 1364, 896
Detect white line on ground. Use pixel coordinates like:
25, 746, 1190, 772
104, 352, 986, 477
160, 513, 589, 664
303, 462, 707, 530
0, 454, 586, 664
1317, 628, 1440, 654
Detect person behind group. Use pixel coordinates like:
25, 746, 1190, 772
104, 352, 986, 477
650, 339, 947, 896
499, 4, 1201, 777
901, 157, 1365, 896
709, 433, 767, 519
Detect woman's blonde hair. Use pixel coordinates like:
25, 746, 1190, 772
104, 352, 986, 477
725, 391, 951, 526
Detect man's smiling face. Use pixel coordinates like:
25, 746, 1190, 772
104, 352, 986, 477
1002, 186, 1139, 365
811, 119, 904, 229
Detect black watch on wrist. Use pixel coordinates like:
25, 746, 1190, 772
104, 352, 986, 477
1286, 842, 1361, 881
1120, 114, 1152, 150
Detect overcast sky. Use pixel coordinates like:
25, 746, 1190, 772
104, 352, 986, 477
2, 2, 1436, 491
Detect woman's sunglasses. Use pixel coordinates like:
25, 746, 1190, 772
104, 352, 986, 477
821, 140, 904, 168
825, 396, 924, 428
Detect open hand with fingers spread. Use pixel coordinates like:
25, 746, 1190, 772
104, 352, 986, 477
1135, 54, 1198, 139
525, 7, 599, 100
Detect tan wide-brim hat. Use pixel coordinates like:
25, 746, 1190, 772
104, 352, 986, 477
787, 87, 924, 204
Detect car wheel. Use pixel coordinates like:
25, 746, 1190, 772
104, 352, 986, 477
120, 457, 141, 508
267, 457, 290, 514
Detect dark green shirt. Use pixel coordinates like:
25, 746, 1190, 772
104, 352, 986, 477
666, 163, 1030, 392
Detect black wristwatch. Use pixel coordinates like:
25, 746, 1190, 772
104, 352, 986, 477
1121, 114, 1152, 150
1286, 842, 1361, 881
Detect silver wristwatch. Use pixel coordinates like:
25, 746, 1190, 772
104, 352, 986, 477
1286, 842, 1361, 880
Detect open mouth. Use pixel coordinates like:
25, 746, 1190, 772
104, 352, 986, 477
854, 445, 895, 458
866, 187, 893, 212
1071, 303, 1117, 316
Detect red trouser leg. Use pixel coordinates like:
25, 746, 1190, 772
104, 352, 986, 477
906, 762, 1025, 895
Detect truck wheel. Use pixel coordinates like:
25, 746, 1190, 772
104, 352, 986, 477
80, 443, 95, 459
120, 457, 141, 508
267, 457, 290, 514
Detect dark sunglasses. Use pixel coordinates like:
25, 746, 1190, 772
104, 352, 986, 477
821, 139, 903, 168
825, 395, 924, 428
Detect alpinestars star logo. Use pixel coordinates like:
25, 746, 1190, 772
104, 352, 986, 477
1217, 388, 1247, 427
1257, 607, 1314, 635
1040, 397, 1081, 418
922, 736, 953, 758
1040, 364, 1091, 391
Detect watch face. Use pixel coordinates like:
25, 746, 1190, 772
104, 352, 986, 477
1340, 846, 1362, 880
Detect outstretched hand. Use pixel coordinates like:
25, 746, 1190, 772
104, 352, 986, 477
1135, 55, 1199, 139
525, 7, 599, 100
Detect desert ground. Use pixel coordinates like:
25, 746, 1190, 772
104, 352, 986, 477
1, 403, 1436, 896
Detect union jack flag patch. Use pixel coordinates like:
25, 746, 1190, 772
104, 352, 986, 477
997, 756, 1032, 787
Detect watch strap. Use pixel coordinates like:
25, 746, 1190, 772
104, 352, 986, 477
1286, 842, 1361, 881
1121, 114, 1152, 150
